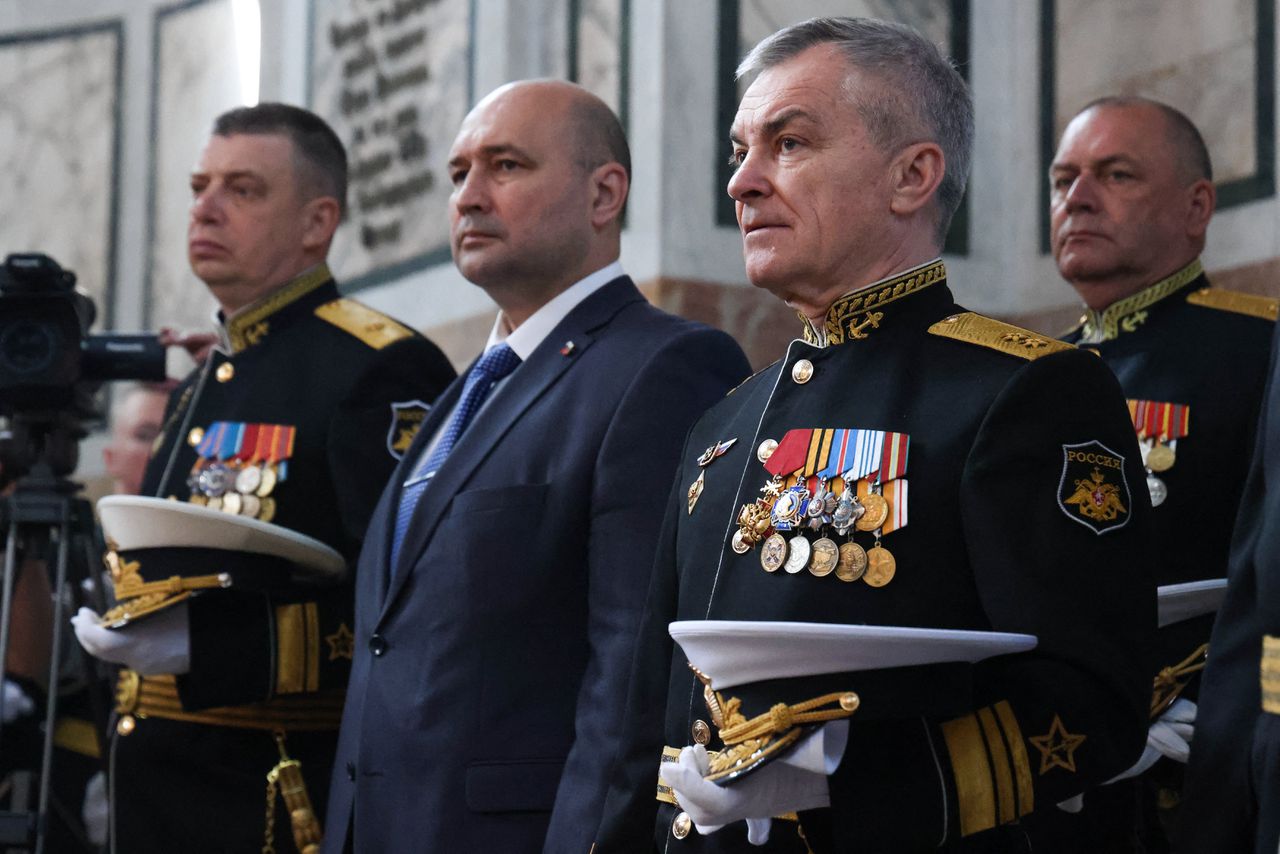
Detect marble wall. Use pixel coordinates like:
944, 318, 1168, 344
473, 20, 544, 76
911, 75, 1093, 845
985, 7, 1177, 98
309, 0, 473, 287
1051, 0, 1259, 184
1, 0, 1277, 376
0, 22, 120, 317
572, 0, 627, 124
148, 0, 246, 334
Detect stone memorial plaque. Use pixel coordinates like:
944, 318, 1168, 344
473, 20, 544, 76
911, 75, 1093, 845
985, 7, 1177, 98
310, 0, 473, 286
1052, 0, 1259, 185
573, 0, 627, 124
0, 23, 120, 317
149, 0, 243, 332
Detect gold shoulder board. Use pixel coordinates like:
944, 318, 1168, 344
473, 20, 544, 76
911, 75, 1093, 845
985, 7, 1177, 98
1185, 287, 1279, 321
314, 299, 415, 349
928, 312, 1075, 361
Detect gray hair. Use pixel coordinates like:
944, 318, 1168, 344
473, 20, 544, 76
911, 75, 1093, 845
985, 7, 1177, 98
737, 17, 973, 246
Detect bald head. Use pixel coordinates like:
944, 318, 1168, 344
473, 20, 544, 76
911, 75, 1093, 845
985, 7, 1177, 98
1050, 95, 1216, 308
448, 79, 631, 326
1079, 96, 1212, 185
480, 80, 631, 199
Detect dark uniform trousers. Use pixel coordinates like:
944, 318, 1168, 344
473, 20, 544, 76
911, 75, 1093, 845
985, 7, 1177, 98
1178, 311, 1280, 854
112, 265, 454, 853
1025, 260, 1277, 852
596, 261, 1154, 853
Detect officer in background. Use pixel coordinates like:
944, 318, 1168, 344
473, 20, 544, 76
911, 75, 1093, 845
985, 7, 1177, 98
597, 17, 1152, 852
72, 103, 455, 853
1038, 97, 1276, 851
103, 381, 178, 496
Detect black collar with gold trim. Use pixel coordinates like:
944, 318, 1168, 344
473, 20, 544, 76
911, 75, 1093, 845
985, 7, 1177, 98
222, 264, 334, 354
801, 259, 947, 346
1076, 259, 1204, 344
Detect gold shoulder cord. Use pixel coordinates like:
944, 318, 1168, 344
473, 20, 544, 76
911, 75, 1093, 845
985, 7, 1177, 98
263, 731, 322, 854
1150, 643, 1209, 719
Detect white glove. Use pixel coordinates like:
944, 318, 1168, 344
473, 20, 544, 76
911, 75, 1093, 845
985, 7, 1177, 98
1107, 698, 1196, 783
1056, 794, 1084, 813
82, 771, 108, 846
661, 743, 830, 845
1, 678, 35, 724
71, 605, 191, 675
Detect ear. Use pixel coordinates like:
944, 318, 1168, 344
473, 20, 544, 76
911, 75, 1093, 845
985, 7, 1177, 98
588, 163, 629, 230
300, 196, 342, 252
888, 141, 946, 219
1184, 178, 1215, 240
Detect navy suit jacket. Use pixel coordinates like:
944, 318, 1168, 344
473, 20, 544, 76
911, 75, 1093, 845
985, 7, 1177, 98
323, 277, 750, 853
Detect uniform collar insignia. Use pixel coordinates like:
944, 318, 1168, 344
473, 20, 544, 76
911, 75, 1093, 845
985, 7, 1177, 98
223, 263, 333, 353
802, 259, 947, 347
1078, 258, 1203, 344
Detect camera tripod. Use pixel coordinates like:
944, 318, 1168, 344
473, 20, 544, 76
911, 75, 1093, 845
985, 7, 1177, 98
0, 456, 109, 853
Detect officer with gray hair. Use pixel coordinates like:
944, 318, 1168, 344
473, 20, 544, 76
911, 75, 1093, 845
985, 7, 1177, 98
596, 16, 1150, 852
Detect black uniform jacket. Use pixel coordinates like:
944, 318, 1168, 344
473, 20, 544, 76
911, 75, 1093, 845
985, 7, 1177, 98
1179, 317, 1280, 854
140, 265, 455, 707
597, 261, 1154, 853
114, 265, 453, 854
1063, 260, 1276, 681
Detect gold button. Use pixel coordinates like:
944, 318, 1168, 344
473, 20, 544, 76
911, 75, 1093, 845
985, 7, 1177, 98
840, 692, 861, 712
216, 362, 235, 383
672, 811, 692, 839
791, 359, 814, 384
187, 426, 205, 447
116, 715, 136, 736
756, 439, 778, 463
692, 720, 711, 745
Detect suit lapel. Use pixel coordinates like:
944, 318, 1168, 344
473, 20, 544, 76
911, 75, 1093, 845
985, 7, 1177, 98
377, 277, 645, 621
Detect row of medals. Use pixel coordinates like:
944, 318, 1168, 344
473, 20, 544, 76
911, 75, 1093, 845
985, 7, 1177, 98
737, 477, 897, 587
1143, 438, 1175, 507
186, 461, 279, 521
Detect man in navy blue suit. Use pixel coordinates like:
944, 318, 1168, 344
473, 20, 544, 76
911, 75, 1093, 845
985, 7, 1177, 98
322, 80, 751, 853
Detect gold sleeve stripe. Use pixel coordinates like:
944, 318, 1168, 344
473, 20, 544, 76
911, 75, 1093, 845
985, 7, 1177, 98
994, 701, 1035, 815
1262, 636, 1280, 714
941, 713, 997, 836
978, 708, 1017, 824
53, 717, 101, 758
275, 603, 321, 695
314, 298, 415, 349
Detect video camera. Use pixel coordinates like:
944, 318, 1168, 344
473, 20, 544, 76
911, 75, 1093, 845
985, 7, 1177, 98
0, 253, 167, 482
0, 253, 165, 414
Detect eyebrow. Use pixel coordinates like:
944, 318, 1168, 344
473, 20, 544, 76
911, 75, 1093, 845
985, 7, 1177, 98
448, 143, 535, 169
190, 169, 264, 184
1049, 154, 1138, 174
730, 107, 821, 146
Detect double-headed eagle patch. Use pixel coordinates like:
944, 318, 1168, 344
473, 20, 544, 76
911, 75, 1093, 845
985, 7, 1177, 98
1058, 441, 1131, 535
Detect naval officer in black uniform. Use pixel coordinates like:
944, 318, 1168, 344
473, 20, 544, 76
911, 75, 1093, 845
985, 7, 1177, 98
1039, 96, 1277, 852
596, 17, 1153, 852
73, 103, 454, 852
1177, 321, 1280, 854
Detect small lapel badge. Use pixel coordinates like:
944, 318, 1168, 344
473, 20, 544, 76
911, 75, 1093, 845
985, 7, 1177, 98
560, 341, 576, 356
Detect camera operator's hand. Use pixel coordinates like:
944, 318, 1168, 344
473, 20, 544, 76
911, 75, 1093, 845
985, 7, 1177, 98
159, 327, 218, 366
71, 605, 191, 675
1, 678, 35, 723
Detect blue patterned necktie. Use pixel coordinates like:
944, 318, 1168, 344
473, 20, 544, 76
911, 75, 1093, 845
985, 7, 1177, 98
390, 343, 522, 569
